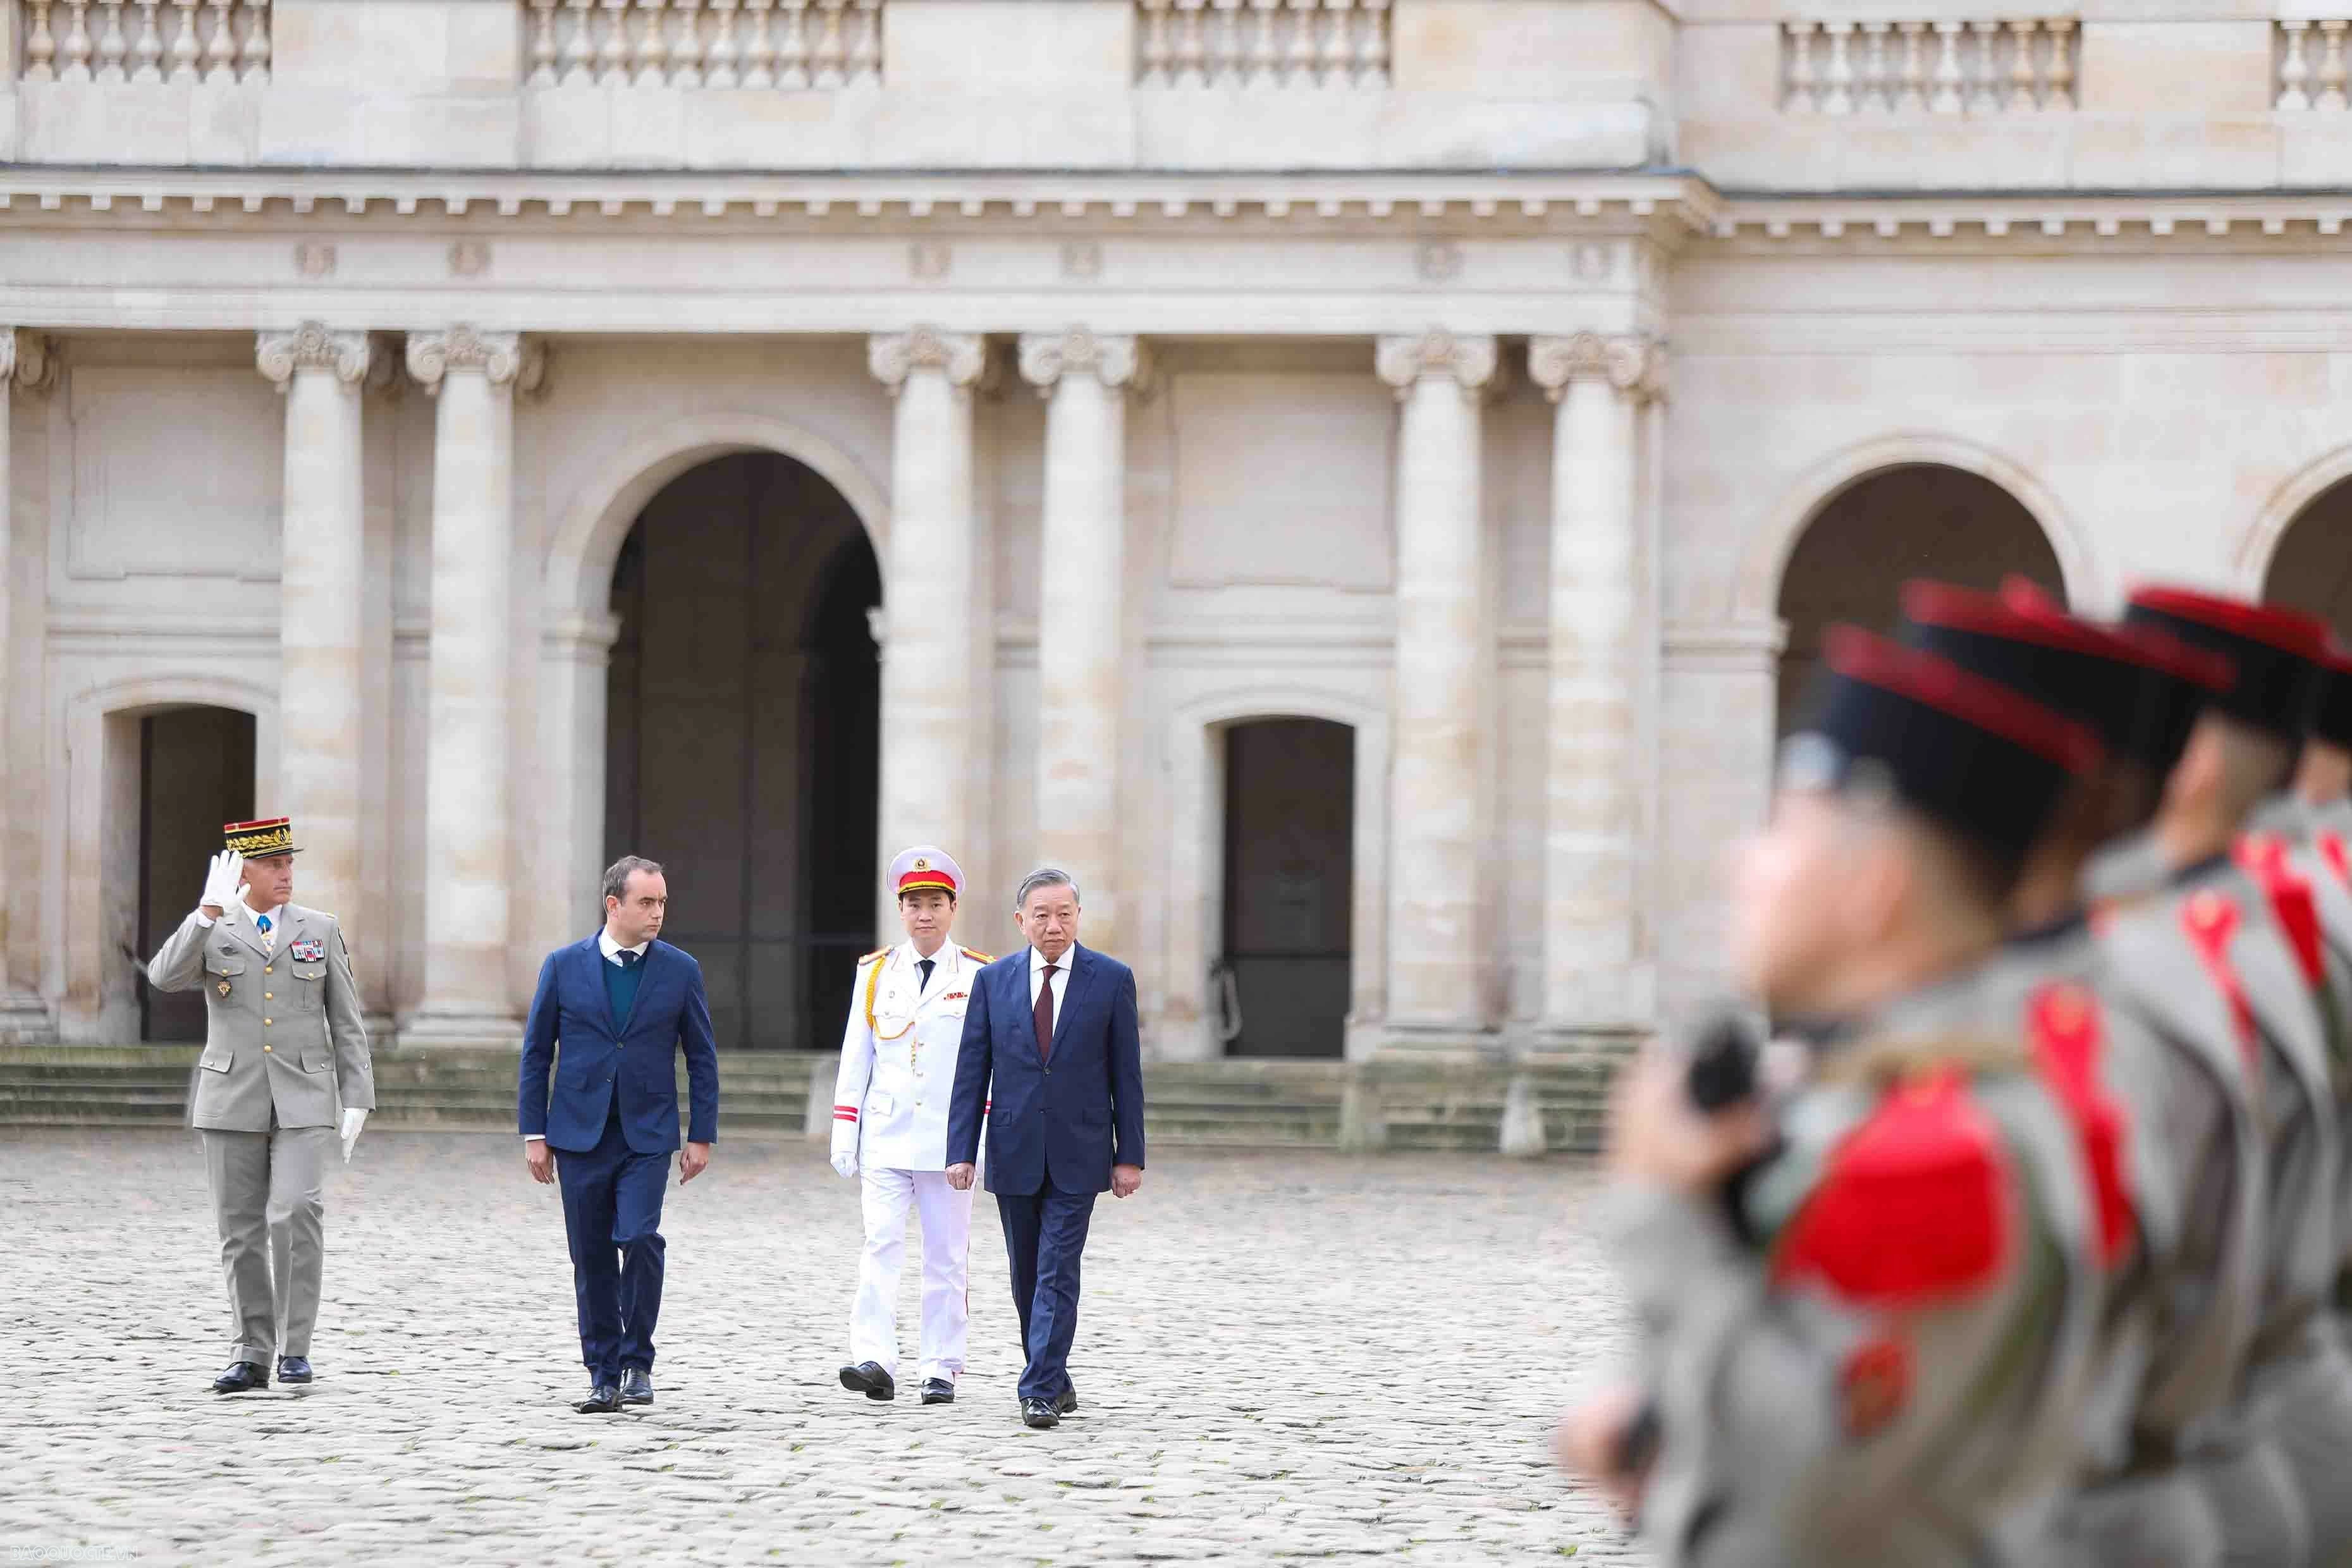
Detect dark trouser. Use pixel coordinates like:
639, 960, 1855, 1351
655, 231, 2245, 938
996, 1184, 1097, 1403
554, 1106, 670, 1385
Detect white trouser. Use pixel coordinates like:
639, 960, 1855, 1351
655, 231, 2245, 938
850, 1167, 975, 1383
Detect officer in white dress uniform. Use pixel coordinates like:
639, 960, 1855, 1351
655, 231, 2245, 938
831, 846, 990, 1406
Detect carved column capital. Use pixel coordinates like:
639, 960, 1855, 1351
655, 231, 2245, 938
404, 327, 545, 398
0, 329, 56, 395
1017, 329, 1151, 398
867, 328, 989, 396
257, 323, 388, 393
1528, 332, 1668, 404
1375, 330, 1498, 401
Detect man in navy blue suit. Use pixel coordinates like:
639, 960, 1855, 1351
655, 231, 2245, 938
518, 855, 720, 1414
946, 866, 1146, 1430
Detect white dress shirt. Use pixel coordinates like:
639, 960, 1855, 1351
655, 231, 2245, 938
1028, 945, 1074, 1019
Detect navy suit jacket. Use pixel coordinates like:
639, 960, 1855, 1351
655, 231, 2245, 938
517, 935, 720, 1155
947, 944, 1146, 1196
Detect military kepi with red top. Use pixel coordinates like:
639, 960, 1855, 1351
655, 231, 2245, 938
1999, 575, 2233, 776
2123, 584, 2329, 741
1785, 623, 2105, 876
221, 816, 298, 860
889, 845, 962, 900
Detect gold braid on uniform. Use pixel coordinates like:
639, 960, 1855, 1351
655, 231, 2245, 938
1811, 1030, 2033, 1091
863, 952, 915, 1042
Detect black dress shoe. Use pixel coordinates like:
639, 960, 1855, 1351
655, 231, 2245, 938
919, 1378, 955, 1405
276, 1356, 314, 1385
839, 1361, 896, 1402
1021, 1397, 1060, 1430
211, 1360, 269, 1395
620, 1368, 653, 1406
1055, 1381, 1077, 1416
574, 1383, 622, 1414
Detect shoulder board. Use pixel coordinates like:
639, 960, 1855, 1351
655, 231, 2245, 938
2235, 835, 2326, 989
2024, 983, 2135, 1268
857, 948, 889, 966
1771, 1067, 2012, 1307
961, 947, 993, 964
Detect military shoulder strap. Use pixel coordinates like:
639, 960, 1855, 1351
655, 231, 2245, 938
960, 946, 993, 964
2021, 981, 2135, 1269
2236, 833, 2326, 989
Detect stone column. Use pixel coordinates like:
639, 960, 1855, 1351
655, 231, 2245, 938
256, 324, 384, 967
1019, 329, 1148, 954
867, 328, 986, 936
1529, 332, 1665, 1039
401, 327, 542, 1046
0, 331, 53, 1039
1375, 330, 1498, 1039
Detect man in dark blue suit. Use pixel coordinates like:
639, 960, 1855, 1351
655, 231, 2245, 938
518, 855, 720, 1414
946, 866, 1146, 1429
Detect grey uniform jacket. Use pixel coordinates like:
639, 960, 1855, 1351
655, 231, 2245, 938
147, 904, 375, 1132
1613, 969, 2107, 1568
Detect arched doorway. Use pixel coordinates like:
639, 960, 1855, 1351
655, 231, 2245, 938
1216, 717, 1354, 1058
603, 451, 880, 1051
131, 706, 256, 1041
1776, 463, 2066, 733
2261, 474, 2352, 631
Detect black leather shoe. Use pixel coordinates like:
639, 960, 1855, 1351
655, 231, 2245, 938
276, 1356, 314, 1385
1055, 1381, 1077, 1416
920, 1378, 955, 1405
839, 1361, 895, 1402
1021, 1397, 1060, 1429
574, 1383, 622, 1414
211, 1360, 269, 1395
620, 1368, 653, 1406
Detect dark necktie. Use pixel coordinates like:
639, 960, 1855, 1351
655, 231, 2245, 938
618, 951, 639, 969
1034, 964, 1058, 1059
917, 957, 934, 993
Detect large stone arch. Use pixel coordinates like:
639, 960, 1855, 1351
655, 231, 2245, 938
2241, 443, 2352, 603
1158, 685, 1390, 1063
1731, 432, 2097, 626
56, 673, 279, 1042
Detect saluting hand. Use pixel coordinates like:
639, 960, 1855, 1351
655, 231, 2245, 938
199, 849, 245, 921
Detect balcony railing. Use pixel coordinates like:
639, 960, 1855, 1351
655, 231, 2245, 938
19, 0, 272, 82
521, 0, 883, 89
1134, 0, 1391, 89
2275, 20, 2351, 109
1780, 18, 2077, 114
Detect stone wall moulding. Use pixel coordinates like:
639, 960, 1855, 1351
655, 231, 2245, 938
404, 328, 546, 398
867, 328, 989, 395
1526, 333, 1666, 403
1017, 329, 1152, 396
1374, 330, 1498, 400
255, 324, 389, 392
1, 330, 58, 394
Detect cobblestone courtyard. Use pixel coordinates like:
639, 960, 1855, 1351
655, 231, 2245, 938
9, 1128, 1643, 1566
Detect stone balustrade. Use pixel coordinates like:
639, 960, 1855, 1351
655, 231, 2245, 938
1134, 0, 1390, 89
2275, 20, 2352, 109
20, 0, 272, 82
1780, 17, 2077, 114
520, 0, 883, 89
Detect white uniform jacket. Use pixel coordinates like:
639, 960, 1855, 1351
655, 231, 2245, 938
831, 940, 989, 1172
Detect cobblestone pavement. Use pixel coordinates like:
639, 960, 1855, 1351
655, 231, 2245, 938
8, 1129, 1648, 1567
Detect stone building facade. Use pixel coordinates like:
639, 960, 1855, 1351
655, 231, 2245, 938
6, 0, 2351, 1062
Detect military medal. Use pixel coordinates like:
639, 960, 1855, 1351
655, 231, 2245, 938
216, 979, 231, 998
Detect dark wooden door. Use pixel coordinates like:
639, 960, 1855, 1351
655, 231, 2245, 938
139, 707, 255, 1041
1220, 718, 1353, 1058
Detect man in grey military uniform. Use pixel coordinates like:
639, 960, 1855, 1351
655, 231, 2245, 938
147, 816, 374, 1394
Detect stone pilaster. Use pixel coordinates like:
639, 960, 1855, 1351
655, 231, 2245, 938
1375, 330, 1498, 1040
400, 327, 542, 1046
1018, 328, 1149, 954
1528, 332, 1666, 1041
868, 328, 987, 936
256, 324, 386, 1007
0, 331, 54, 1041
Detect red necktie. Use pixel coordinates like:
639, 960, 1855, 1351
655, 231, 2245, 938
1034, 964, 1058, 1060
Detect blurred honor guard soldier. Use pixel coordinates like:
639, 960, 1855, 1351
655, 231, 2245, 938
517, 855, 720, 1415
831, 847, 991, 1406
2102, 587, 2352, 1565
946, 868, 1148, 1430
1564, 629, 2112, 1566
1899, 583, 2265, 1568
147, 817, 374, 1394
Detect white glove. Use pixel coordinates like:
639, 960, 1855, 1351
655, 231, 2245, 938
829, 1130, 859, 1180
340, 1107, 367, 1163
199, 850, 245, 919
